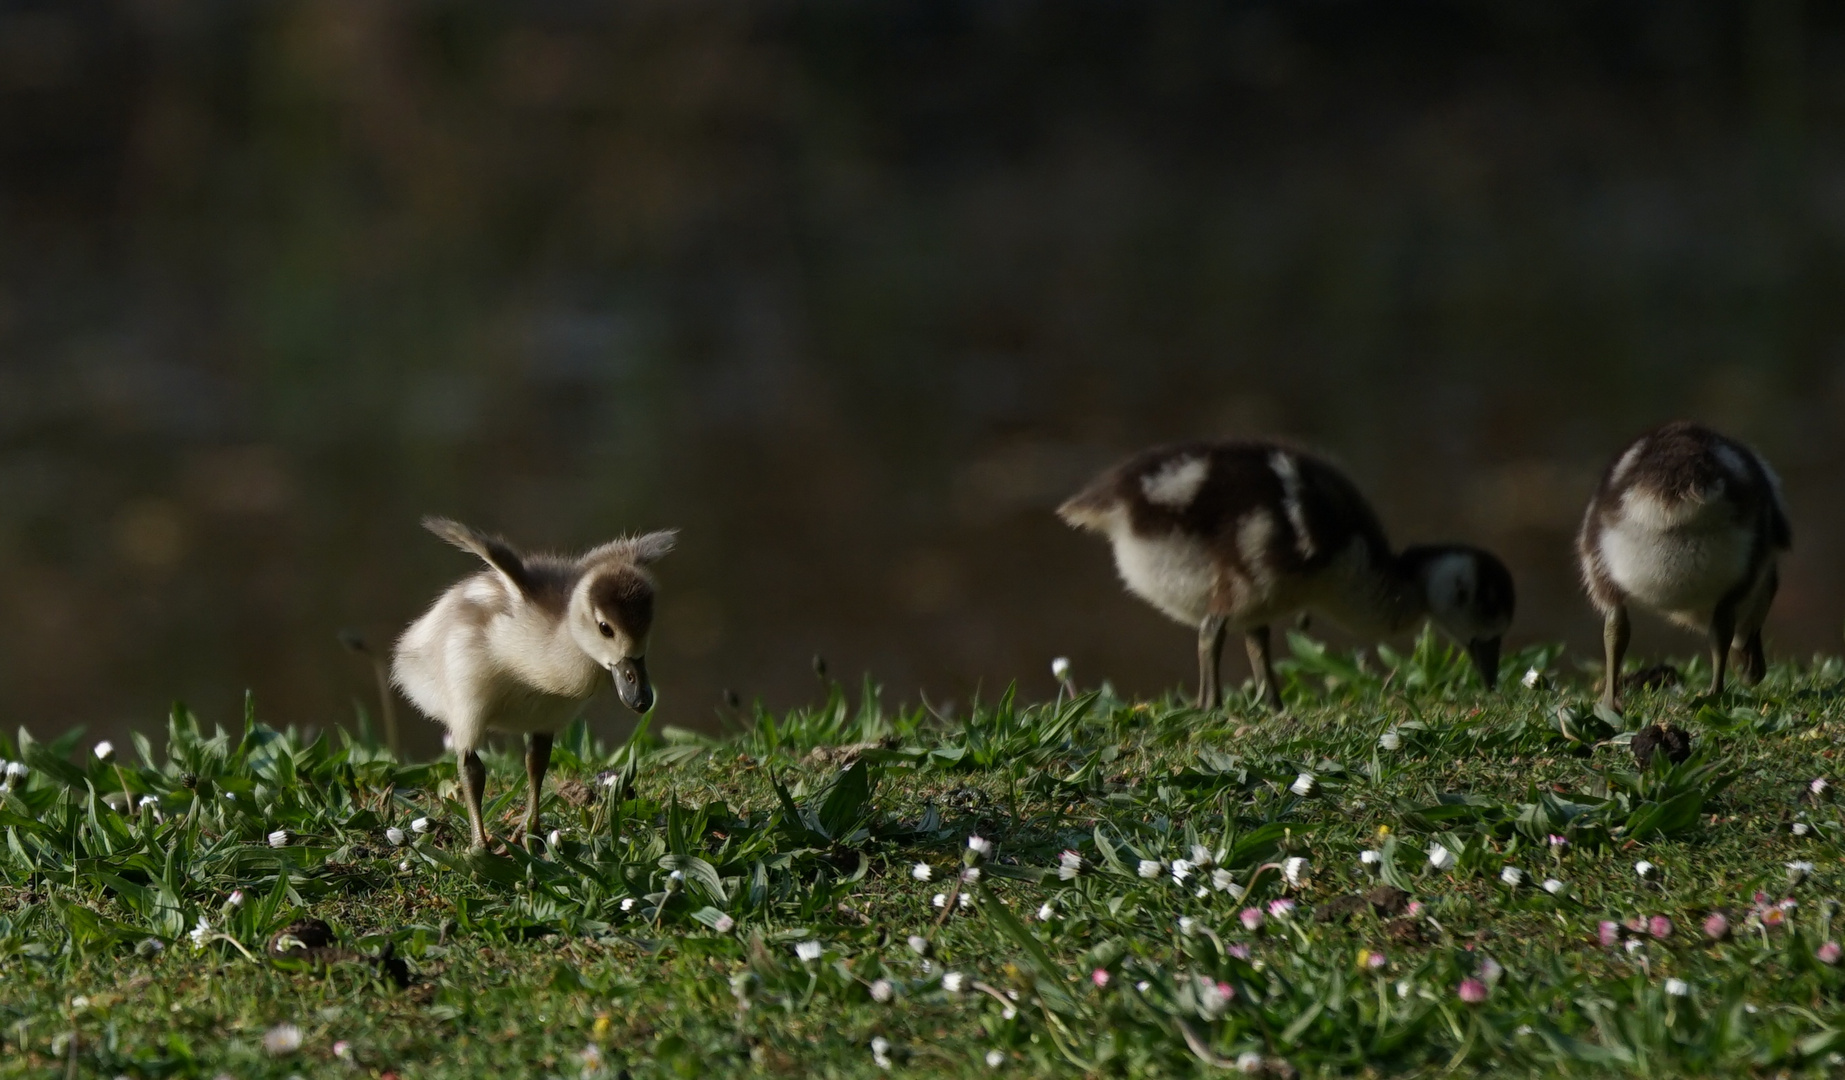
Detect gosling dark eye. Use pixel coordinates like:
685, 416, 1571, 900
597, 621, 615, 638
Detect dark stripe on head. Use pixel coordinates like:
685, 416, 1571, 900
590, 567, 655, 640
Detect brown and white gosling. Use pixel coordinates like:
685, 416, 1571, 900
392, 517, 676, 850
1058, 441, 1515, 709
1577, 420, 1790, 713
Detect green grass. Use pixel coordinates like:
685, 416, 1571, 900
5, 630, 1845, 1078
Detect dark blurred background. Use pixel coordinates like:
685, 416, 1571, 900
3, 0, 1843, 752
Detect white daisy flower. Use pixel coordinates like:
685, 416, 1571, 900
1500, 866, 1524, 887
1378, 729, 1401, 751
912, 863, 933, 881
870, 979, 894, 1002
986, 1049, 1005, 1067
794, 940, 823, 961
262, 1023, 302, 1056
1051, 657, 1071, 680
1283, 856, 1309, 887
967, 835, 994, 857
93, 741, 115, 762
386, 827, 406, 846
942, 971, 966, 993
1634, 860, 1656, 880
1542, 878, 1565, 895
1427, 843, 1456, 871
267, 829, 288, 848
411, 817, 432, 834
1037, 903, 1055, 921
1664, 978, 1689, 997
1170, 858, 1194, 884
1290, 772, 1318, 797
1138, 859, 1163, 879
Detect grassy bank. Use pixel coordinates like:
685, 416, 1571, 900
4, 632, 1845, 1078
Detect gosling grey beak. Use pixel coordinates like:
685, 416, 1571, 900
613, 656, 653, 713
1467, 637, 1502, 691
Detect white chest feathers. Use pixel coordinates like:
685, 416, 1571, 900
1108, 524, 1217, 625
1598, 490, 1754, 618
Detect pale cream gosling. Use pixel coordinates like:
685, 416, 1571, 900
1577, 420, 1790, 712
393, 517, 676, 849
1059, 441, 1515, 710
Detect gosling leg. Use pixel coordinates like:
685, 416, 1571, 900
1600, 605, 1629, 714
459, 749, 490, 851
1195, 613, 1227, 710
1245, 625, 1282, 711
522, 732, 553, 843
1707, 600, 1737, 698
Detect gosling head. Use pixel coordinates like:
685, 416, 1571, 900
1399, 545, 1516, 689
568, 531, 677, 713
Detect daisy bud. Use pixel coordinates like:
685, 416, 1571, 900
908, 935, 931, 956
386, 827, 406, 846
227, 889, 246, 908
1648, 915, 1673, 940
1664, 977, 1690, 996
93, 742, 115, 762
1360, 849, 1382, 868
1820, 942, 1843, 965
870, 978, 894, 1002
794, 940, 823, 961
411, 817, 432, 834
1282, 856, 1308, 887
1090, 968, 1109, 988
1633, 860, 1656, 880
932, 893, 948, 909
1050, 657, 1071, 680
1703, 912, 1730, 940
1500, 866, 1524, 887
1138, 859, 1163, 879
1212, 868, 1239, 893
967, 835, 994, 858
1427, 843, 1456, 871
1788, 860, 1816, 887
1457, 978, 1488, 1004
1290, 772, 1318, 798
1170, 858, 1194, 884
1037, 903, 1054, 921
547, 829, 562, 848
987, 1049, 1005, 1067
1267, 897, 1296, 919
1236, 1052, 1263, 1074
1598, 921, 1620, 947
942, 971, 966, 993
1543, 878, 1565, 895
713, 914, 736, 933
962, 867, 981, 884
267, 829, 288, 848
1378, 729, 1401, 751
912, 863, 934, 881
1059, 850, 1085, 880
1239, 907, 1264, 931
1793, 822, 1811, 836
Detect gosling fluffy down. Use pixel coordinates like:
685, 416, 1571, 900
393, 517, 675, 848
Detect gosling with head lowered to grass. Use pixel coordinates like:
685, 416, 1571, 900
393, 517, 675, 850
1058, 440, 1514, 710
1577, 420, 1789, 713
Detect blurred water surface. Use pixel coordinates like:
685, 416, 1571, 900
3, 1, 1844, 750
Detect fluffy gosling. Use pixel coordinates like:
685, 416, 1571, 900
1059, 440, 1513, 709
393, 517, 675, 849
1577, 420, 1790, 712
